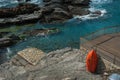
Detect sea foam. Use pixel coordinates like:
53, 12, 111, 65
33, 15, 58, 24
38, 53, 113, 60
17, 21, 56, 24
74, 8, 107, 21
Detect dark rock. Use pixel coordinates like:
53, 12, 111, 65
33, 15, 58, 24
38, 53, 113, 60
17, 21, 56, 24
0, 32, 10, 38
0, 0, 91, 25
0, 38, 13, 48
89, 10, 102, 17
9, 34, 21, 41
68, 6, 90, 15
0, 3, 40, 18
43, 0, 51, 2
43, 0, 63, 3
0, 34, 21, 48
71, 0, 90, 6
40, 8, 72, 23
0, 10, 42, 27
92, 10, 102, 15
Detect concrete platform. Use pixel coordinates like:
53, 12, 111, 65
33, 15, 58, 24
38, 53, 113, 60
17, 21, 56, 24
17, 48, 45, 65
80, 33, 120, 67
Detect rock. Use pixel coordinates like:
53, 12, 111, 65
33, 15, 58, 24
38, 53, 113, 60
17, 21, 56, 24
7, 34, 20, 41
0, 3, 40, 18
63, 0, 90, 6
41, 0, 91, 23
0, 10, 42, 26
43, 0, 51, 2
68, 6, 90, 15
0, 0, 91, 25
71, 0, 90, 6
0, 34, 21, 48
43, 0, 63, 3
40, 7, 72, 23
0, 38, 13, 48
92, 10, 102, 15
0, 32, 10, 38
89, 11, 102, 18
23, 28, 60, 36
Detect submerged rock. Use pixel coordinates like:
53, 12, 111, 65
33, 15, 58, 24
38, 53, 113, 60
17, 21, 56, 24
0, 38, 13, 48
0, 32, 10, 38
0, 34, 21, 48
23, 28, 60, 36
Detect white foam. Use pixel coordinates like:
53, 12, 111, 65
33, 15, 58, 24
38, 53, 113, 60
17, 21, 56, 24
91, 0, 113, 4
6, 47, 12, 59
74, 8, 107, 21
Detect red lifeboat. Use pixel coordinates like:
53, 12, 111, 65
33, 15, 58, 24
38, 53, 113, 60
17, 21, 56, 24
86, 49, 98, 73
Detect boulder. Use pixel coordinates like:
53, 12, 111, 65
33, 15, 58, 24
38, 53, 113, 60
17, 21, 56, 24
0, 38, 13, 48
40, 8, 72, 23
0, 34, 21, 48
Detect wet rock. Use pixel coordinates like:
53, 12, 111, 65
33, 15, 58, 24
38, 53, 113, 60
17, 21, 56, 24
41, 0, 90, 23
71, 0, 90, 6
89, 10, 102, 18
0, 0, 91, 25
0, 32, 10, 38
0, 11, 42, 26
0, 38, 13, 48
0, 3, 40, 18
23, 28, 60, 36
43, 0, 63, 3
8, 34, 21, 41
68, 6, 90, 15
40, 7, 72, 23
92, 10, 102, 15
0, 34, 21, 48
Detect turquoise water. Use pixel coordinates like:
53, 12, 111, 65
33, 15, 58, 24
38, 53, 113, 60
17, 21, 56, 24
1, 0, 120, 59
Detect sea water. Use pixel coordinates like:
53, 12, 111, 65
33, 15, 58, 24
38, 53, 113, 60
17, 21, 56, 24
0, 0, 120, 58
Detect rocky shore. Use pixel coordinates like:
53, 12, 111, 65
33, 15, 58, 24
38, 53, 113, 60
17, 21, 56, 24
0, 28, 60, 48
0, 0, 92, 26
0, 48, 104, 80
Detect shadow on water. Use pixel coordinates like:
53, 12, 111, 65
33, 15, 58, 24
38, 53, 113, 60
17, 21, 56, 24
0, 48, 8, 64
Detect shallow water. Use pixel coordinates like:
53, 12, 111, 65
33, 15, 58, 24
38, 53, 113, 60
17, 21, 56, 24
0, 0, 120, 60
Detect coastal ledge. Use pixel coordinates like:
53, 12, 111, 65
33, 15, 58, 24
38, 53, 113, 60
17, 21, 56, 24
0, 47, 103, 80
0, 47, 104, 80
0, 47, 120, 80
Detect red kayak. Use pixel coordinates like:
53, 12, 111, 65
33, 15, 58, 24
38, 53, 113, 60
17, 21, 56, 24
86, 50, 98, 73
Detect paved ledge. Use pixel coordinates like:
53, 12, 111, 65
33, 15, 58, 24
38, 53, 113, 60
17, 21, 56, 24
80, 33, 120, 68
0, 47, 103, 80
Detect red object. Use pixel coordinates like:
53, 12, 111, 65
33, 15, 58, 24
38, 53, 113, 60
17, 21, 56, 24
86, 50, 98, 73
